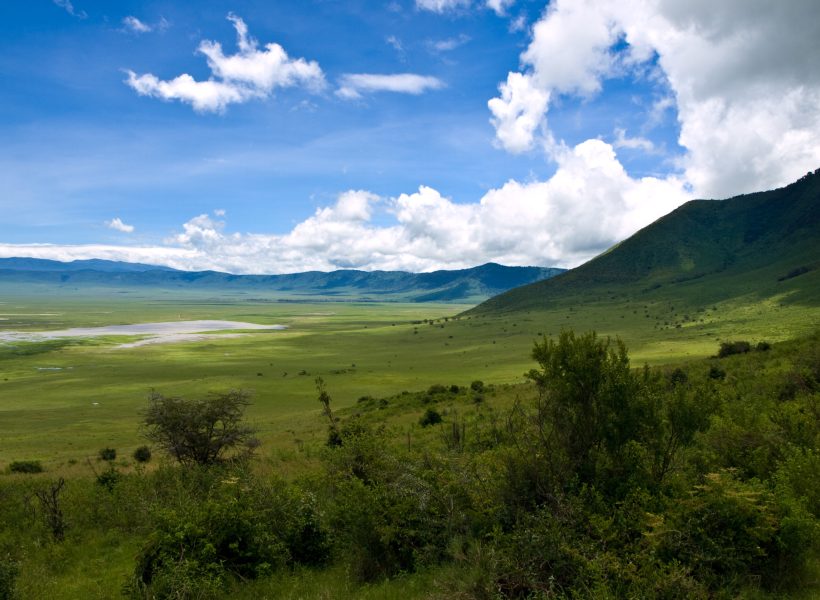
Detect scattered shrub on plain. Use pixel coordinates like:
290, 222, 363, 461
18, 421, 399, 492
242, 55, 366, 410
8, 460, 43, 474
133, 445, 152, 463
419, 408, 443, 427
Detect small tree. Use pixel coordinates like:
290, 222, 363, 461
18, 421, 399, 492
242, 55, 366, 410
142, 390, 257, 466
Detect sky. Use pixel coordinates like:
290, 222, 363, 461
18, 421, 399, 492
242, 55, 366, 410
0, 0, 818, 274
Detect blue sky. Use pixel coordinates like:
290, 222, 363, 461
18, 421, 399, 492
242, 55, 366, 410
1, 0, 818, 273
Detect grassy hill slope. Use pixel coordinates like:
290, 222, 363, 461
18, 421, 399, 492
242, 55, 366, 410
469, 168, 820, 316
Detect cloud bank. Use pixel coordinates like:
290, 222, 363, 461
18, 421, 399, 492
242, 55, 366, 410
0, 142, 687, 274
488, 0, 820, 198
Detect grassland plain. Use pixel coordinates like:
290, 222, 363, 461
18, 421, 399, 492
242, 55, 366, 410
1, 282, 818, 467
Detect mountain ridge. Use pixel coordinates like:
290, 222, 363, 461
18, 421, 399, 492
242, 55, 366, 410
0, 260, 565, 303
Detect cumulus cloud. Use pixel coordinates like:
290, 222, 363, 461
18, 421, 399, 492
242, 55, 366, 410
336, 74, 445, 100
489, 0, 820, 197
106, 217, 135, 233
488, 72, 550, 153
53, 0, 86, 19
0, 142, 690, 274
125, 14, 325, 113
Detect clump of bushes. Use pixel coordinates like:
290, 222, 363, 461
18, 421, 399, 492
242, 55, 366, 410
126, 471, 329, 598
718, 340, 752, 357
98, 447, 116, 461
0, 554, 18, 600
8, 460, 43, 474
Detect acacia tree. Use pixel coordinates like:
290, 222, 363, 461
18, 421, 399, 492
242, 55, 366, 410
142, 390, 258, 466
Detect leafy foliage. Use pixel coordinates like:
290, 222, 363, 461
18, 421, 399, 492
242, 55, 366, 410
142, 390, 258, 466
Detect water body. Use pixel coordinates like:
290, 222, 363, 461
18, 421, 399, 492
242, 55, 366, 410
0, 320, 286, 345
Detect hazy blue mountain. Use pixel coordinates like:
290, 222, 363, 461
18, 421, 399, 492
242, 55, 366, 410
0, 260, 565, 303
0, 258, 178, 272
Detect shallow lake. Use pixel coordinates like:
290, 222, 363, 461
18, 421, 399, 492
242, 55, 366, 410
0, 320, 286, 344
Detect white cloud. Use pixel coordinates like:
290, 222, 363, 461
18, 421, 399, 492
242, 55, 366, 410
485, 0, 514, 17
53, 0, 87, 19
416, 0, 471, 12
427, 34, 471, 53
213, 209, 226, 217
612, 128, 654, 152
106, 218, 135, 233
0, 142, 690, 273
508, 14, 527, 33
122, 16, 151, 34
125, 14, 325, 113
386, 35, 403, 53
337, 74, 445, 100
416, 0, 514, 16
489, 0, 820, 197
488, 72, 550, 153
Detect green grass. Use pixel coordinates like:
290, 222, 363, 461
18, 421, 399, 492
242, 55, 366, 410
0, 286, 818, 467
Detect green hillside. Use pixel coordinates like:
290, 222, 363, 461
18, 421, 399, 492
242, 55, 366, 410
469, 168, 820, 316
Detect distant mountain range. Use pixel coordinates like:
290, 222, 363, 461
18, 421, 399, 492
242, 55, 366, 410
0, 259, 565, 303
0, 258, 179, 273
469, 168, 820, 315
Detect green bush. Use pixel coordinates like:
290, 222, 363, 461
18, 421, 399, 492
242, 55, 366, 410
132, 445, 152, 463
419, 408, 443, 427
651, 471, 781, 592
0, 555, 18, 600
717, 340, 751, 357
470, 380, 485, 392
8, 460, 43, 474
708, 364, 726, 380
96, 467, 121, 492
128, 471, 329, 598
98, 447, 116, 461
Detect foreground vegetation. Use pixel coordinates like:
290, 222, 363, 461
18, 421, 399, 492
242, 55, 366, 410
0, 330, 817, 598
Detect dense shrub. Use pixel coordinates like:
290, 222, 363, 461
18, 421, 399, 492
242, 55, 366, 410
128, 472, 329, 598
419, 408, 443, 427
132, 445, 152, 463
98, 447, 116, 461
8, 460, 43, 474
96, 467, 122, 492
708, 364, 726, 380
470, 380, 485, 392
0, 555, 17, 600
649, 470, 810, 593
717, 340, 751, 357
